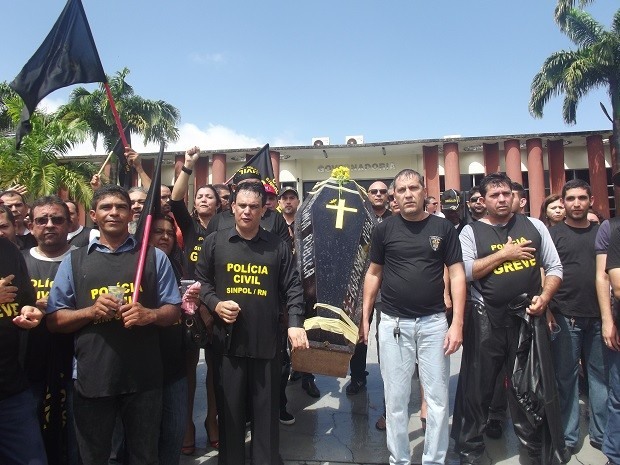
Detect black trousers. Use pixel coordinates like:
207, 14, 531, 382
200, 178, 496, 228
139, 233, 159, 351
451, 304, 542, 462
214, 353, 282, 465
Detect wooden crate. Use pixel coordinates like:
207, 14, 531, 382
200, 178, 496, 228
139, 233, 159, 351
291, 340, 354, 378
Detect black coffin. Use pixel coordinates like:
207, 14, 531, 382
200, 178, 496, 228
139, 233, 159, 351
292, 177, 376, 377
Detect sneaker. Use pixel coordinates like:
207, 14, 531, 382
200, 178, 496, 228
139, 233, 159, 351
279, 410, 295, 425
345, 378, 367, 395
485, 419, 502, 439
302, 379, 320, 398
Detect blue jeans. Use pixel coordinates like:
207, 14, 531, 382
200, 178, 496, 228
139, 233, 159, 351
551, 315, 608, 447
73, 388, 162, 465
604, 346, 620, 464
379, 312, 449, 465
159, 376, 189, 465
0, 389, 48, 465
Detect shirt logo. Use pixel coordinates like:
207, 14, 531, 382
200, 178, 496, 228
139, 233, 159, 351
429, 235, 442, 251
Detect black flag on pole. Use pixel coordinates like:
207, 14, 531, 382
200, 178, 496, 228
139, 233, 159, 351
134, 141, 164, 243
9, 0, 106, 148
230, 143, 276, 191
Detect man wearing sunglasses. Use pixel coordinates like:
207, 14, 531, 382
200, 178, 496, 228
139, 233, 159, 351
367, 181, 391, 223
467, 187, 486, 222
23, 195, 77, 464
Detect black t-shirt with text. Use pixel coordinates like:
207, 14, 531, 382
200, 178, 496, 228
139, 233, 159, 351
370, 214, 462, 319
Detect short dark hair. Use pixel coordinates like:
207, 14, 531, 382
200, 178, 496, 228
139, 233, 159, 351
91, 185, 130, 210
394, 169, 424, 188
424, 196, 436, 206
31, 195, 70, 221
468, 186, 481, 198
235, 182, 266, 207
479, 173, 512, 197
562, 179, 591, 198
511, 182, 526, 199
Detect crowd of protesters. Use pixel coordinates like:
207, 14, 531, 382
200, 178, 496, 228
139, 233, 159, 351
1, 147, 619, 465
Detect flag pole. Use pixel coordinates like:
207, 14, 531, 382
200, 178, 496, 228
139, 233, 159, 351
131, 140, 165, 302
103, 82, 129, 149
96, 150, 115, 176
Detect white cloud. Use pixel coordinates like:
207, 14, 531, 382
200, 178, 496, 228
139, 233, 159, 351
189, 52, 225, 65
39, 96, 65, 113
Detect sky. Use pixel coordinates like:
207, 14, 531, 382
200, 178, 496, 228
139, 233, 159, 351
1, 1, 618, 155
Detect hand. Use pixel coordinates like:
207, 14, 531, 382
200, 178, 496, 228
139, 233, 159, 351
501, 236, 536, 261
124, 147, 142, 170
444, 323, 463, 355
90, 294, 122, 321
214, 300, 240, 324
90, 174, 101, 190
545, 309, 556, 332
182, 286, 201, 306
35, 296, 48, 312
0, 274, 17, 304
184, 146, 200, 168
288, 327, 309, 350
444, 293, 453, 314
120, 302, 156, 328
6, 184, 28, 196
527, 294, 547, 316
603, 320, 620, 351
13, 305, 44, 329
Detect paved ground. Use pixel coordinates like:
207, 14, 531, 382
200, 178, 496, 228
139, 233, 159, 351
180, 324, 607, 465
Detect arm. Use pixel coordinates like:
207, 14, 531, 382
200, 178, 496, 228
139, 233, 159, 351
125, 147, 152, 189
47, 294, 124, 333
171, 146, 200, 201
597, 254, 619, 350
528, 221, 563, 315
444, 262, 465, 355
443, 266, 452, 313
13, 305, 44, 329
361, 262, 383, 344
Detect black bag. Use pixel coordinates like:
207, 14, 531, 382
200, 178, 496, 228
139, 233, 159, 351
183, 313, 208, 350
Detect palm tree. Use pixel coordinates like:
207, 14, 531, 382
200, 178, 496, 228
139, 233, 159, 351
57, 67, 180, 152
555, 0, 596, 26
0, 90, 96, 205
529, 8, 620, 172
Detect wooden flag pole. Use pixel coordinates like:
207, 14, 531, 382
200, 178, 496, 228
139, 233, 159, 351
96, 150, 115, 177
103, 82, 129, 149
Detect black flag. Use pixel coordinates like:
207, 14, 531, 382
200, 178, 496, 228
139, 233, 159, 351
115, 126, 133, 189
9, 0, 106, 148
230, 143, 276, 190
134, 141, 164, 243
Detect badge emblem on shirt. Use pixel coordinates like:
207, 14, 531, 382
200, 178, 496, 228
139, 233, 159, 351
429, 235, 442, 251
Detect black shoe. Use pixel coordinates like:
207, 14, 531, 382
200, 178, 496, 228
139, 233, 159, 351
302, 379, 320, 398
345, 378, 367, 395
279, 410, 295, 425
485, 419, 502, 439
590, 440, 603, 451
289, 370, 301, 382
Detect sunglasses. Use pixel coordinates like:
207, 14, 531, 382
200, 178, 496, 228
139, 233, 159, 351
33, 216, 66, 226
388, 195, 395, 202
369, 189, 388, 195
469, 196, 481, 202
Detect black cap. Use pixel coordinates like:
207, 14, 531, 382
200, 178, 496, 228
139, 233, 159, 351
232, 166, 261, 185
440, 189, 461, 211
279, 186, 299, 199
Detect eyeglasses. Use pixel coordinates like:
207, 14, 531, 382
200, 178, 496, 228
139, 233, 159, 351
369, 189, 387, 195
33, 216, 66, 226
469, 196, 481, 203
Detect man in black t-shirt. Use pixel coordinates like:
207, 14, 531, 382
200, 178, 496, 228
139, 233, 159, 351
452, 173, 564, 465
0, 236, 46, 465
195, 182, 308, 465
603, 225, 620, 465
549, 180, 607, 452
360, 169, 466, 465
